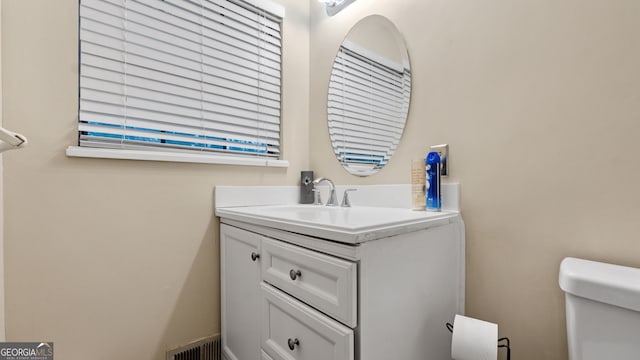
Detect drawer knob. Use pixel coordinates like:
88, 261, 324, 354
251, 252, 260, 262
287, 338, 300, 351
289, 269, 302, 280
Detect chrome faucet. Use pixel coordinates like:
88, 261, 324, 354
312, 177, 338, 206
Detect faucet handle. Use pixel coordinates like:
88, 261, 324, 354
312, 188, 323, 205
341, 188, 357, 207
326, 188, 339, 207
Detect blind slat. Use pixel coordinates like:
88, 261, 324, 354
81, 19, 282, 85
81, 54, 281, 101
80, 109, 281, 135
80, 123, 279, 149
328, 94, 406, 121
81, 70, 280, 110
329, 128, 399, 144
81, 33, 282, 93
80, 91, 281, 126
83, 1, 282, 66
328, 108, 406, 131
81, 80, 281, 120
328, 83, 404, 110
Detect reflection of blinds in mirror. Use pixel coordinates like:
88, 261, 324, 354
78, 0, 283, 159
328, 45, 411, 176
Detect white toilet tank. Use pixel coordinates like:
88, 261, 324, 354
559, 257, 640, 360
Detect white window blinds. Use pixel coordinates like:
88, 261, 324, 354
77, 0, 284, 163
328, 44, 411, 175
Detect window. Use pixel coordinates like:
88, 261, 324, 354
69, 0, 287, 167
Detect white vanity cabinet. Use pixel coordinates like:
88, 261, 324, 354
219, 208, 465, 360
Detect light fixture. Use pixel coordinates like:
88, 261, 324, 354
318, 0, 357, 16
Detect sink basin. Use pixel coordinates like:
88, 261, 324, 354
216, 204, 458, 243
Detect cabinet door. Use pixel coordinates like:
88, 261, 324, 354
221, 224, 263, 360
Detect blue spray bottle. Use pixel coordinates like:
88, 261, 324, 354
425, 151, 441, 211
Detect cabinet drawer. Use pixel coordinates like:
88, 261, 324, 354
261, 283, 354, 360
261, 237, 357, 327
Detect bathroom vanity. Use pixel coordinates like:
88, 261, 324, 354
216, 186, 465, 360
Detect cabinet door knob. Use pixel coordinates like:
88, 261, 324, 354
251, 252, 260, 262
287, 338, 300, 351
289, 269, 302, 280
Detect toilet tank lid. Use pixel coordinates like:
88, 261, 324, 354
559, 257, 640, 312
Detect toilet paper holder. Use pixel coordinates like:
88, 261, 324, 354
446, 322, 511, 360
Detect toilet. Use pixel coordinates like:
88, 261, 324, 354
559, 257, 640, 359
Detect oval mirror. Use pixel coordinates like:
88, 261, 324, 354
327, 15, 411, 176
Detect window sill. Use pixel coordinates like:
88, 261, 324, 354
66, 146, 289, 168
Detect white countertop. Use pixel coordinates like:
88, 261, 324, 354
216, 204, 459, 244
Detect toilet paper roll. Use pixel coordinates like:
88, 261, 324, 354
451, 314, 498, 360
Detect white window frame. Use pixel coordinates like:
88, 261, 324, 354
67, 0, 288, 168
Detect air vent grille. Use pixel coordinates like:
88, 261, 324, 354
166, 335, 221, 360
